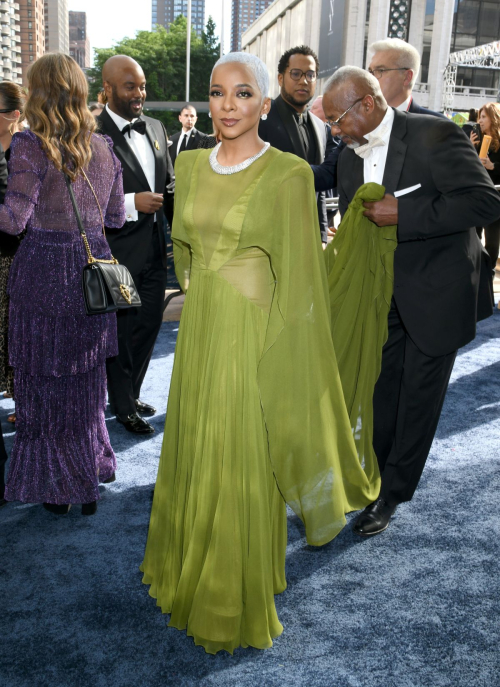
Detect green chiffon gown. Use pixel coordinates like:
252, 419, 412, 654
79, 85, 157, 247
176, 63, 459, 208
140, 147, 381, 654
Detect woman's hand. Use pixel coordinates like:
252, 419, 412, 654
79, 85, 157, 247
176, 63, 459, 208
480, 156, 495, 170
470, 131, 480, 146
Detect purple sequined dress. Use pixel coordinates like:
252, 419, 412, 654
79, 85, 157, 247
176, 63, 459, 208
1, 130, 126, 505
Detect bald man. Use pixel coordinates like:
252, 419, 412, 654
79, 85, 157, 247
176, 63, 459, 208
323, 66, 500, 536
97, 55, 174, 434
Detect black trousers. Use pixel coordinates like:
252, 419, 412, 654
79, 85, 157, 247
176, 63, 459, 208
106, 226, 167, 420
373, 301, 456, 507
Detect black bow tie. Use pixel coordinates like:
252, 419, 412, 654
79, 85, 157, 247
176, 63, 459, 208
121, 119, 146, 137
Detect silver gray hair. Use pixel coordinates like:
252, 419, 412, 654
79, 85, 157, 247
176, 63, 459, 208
324, 66, 383, 99
368, 38, 421, 88
211, 52, 270, 99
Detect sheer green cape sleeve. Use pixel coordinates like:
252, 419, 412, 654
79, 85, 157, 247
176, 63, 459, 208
324, 182, 397, 489
240, 153, 381, 546
171, 152, 196, 292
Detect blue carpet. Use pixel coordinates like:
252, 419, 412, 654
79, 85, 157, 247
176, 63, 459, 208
1, 314, 499, 687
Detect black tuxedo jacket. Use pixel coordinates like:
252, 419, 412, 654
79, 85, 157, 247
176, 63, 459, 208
408, 99, 446, 119
338, 108, 500, 357
96, 108, 174, 275
259, 96, 329, 241
169, 127, 207, 167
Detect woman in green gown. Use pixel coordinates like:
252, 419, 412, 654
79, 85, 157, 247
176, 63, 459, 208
140, 53, 380, 654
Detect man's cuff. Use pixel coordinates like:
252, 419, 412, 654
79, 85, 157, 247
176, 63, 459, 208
125, 194, 138, 222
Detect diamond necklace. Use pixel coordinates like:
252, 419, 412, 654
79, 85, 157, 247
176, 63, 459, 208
209, 141, 271, 175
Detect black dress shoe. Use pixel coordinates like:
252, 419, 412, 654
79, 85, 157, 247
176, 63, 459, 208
135, 399, 156, 416
353, 498, 397, 537
81, 501, 97, 515
117, 413, 155, 434
43, 502, 71, 515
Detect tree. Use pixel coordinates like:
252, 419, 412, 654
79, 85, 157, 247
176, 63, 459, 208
87, 16, 220, 133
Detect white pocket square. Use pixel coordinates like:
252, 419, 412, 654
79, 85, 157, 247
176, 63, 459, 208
394, 184, 422, 198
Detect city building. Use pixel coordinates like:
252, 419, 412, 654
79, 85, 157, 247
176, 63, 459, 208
44, 0, 68, 54
242, 0, 500, 112
69, 10, 90, 69
1, 1, 22, 84
152, 0, 206, 37
231, 0, 274, 51
19, 0, 45, 84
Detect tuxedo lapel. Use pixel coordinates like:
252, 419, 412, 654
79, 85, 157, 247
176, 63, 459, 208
345, 150, 364, 200
186, 129, 198, 151
309, 113, 326, 163
97, 108, 150, 192
382, 109, 407, 193
275, 96, 307, 159
145, 120, 164, 194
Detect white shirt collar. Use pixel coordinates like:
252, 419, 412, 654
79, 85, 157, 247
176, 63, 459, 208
396, 94, 412, 112
365, 106, 394, 144
105, 104, 139, 132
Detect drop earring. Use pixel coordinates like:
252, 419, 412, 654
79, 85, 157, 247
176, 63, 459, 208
261, 113, 268, 121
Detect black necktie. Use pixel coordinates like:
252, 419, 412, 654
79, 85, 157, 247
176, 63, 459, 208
121, 119, 146, 138
295, 113, 310, 160
179, 133, 189, 153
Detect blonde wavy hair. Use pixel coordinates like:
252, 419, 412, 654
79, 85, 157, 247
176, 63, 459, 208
25, 53, 97, 181
479, 102, 500, 153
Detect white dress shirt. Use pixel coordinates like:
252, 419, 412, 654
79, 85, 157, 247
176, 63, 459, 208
105, 104, 156, 222
397, 94, 412, 112
176, 128, 193, 155
362, 107, 395, 185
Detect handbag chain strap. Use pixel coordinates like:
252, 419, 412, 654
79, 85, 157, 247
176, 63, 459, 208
64, 171, 118, 265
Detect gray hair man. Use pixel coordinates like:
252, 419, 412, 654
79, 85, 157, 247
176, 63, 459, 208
322, 66, 500, 536
367, 37, 443, 117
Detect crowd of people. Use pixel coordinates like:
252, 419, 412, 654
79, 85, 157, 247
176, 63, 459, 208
0, 37, 499, 654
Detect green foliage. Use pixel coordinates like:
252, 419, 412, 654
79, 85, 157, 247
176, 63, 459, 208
87, 15, 220, 124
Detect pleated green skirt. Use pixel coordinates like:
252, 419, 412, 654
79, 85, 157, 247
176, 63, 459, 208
140, 267, 288, 654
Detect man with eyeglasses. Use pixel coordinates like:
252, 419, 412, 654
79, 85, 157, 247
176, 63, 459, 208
259, 45, 332, 244
322, 66, 500, 537
368, 37, 444, 118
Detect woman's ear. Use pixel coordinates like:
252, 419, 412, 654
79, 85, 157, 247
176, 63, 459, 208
261, 97, 271, 118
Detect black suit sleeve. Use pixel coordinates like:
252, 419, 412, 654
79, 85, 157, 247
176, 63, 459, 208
160, 122, 175, 228
398, 121, 500, 241
0, 143, 7, 204
311, 140, 344, 193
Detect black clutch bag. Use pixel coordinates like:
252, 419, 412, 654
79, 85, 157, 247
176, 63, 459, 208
64, 172, 141, 315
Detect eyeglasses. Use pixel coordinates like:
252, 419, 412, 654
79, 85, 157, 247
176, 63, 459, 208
0, 109, 13, 113
288, 69, 317, 83
368, 67, 410, 80
326, 97, 365, 129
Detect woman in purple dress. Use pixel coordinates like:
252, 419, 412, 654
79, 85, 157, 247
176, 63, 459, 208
1, 53, 126, 515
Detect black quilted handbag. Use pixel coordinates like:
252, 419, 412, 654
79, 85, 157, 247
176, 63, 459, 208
64, 172, 141, 315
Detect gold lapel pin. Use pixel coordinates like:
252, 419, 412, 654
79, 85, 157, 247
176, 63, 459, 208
154, 140, 160, 150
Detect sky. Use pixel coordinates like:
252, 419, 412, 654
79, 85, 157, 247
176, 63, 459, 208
68, 0, 233, 58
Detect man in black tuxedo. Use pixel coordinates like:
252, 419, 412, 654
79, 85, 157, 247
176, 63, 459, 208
259, 45, 329, 243
97, 55, 174, 434
323, 67, 500, 536
168, 104, 207, 168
